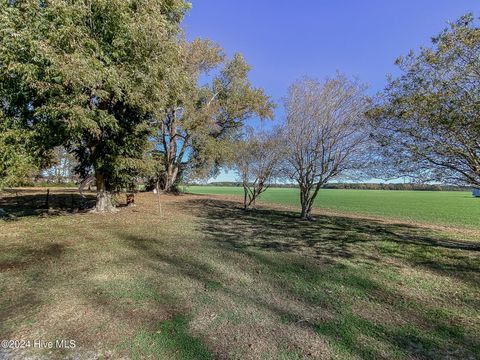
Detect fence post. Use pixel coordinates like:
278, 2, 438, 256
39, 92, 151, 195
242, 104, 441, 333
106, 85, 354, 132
44, 189, 50, 209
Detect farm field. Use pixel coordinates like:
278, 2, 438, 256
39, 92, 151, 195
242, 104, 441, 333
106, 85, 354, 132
187, 186, 480, 230
0, 190, 479, 359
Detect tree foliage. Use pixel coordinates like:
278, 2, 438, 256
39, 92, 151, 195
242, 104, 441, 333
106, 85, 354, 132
0, 0, 189, 210
0, 116, 38, 189
151, 39, 275, 192
369, 14, 480, 188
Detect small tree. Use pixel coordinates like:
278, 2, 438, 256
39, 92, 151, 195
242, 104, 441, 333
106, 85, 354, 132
233, 128, 282, 209
368, 14, 480, 188
282, 75, 370, 220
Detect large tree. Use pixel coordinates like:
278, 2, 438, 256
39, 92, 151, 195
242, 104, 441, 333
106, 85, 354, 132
0, 0, 188, 211
283, 75, 371, 220
369, 14, 480, 188
150, 39, 275, 192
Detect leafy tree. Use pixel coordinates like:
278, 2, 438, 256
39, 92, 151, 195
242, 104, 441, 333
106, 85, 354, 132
232, 127, 283, 210
0, 1, 55, 189
151, 39, 275, 192
0, 0, 189, 211
282, 75, 371, 220
369, 14, 480, 189
0, 117, 38, 189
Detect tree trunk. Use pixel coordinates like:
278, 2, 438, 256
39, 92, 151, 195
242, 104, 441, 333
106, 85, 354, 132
300, 202, 314, 220
300, 203, 309, 219
94, 172, 116, 212
163, 164, 179, 192
299, 186, 307, 219
299, 186, 312, 220
305, 201, 314, 220
243, 184, 248, 210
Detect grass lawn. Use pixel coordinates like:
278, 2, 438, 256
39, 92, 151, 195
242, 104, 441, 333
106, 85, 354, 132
0, 190, 479, 359
187, 186, 480, 230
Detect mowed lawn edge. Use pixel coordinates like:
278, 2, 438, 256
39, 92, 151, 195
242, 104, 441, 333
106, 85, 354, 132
186, 186, 480, 231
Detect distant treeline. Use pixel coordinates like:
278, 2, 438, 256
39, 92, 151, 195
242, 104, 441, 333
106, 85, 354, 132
192, 182, 471, 191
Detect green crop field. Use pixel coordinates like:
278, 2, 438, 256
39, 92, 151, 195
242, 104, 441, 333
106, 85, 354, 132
187, 186, 480, 229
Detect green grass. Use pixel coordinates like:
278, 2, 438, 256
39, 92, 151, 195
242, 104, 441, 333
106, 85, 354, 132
187, 186, 480, 229
119, 315, 211, 360
0, 190, 479, 359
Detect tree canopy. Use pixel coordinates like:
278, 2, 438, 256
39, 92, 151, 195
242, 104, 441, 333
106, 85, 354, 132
151, 39, 275, 192
0, 0, 190, 210
369, 14, 480, 188
283, 74, 371, 219
1, 0, 274, 209
0, 116, 39, 189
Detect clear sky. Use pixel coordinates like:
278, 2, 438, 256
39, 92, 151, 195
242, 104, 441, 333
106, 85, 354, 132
182, 0, 480, 182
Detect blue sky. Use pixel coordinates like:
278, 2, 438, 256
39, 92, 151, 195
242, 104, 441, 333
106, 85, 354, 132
183, 0, 480, 182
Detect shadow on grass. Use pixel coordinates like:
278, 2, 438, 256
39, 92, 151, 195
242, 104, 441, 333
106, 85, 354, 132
118, 228, 480, 359
0, 189, 96, 218
1, 196, 479, 359
0, 242, 66, 338
187, 199, 480, 251
165, 198, 479, 359
0, 243, 64, 272
183, 199, 480, 279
